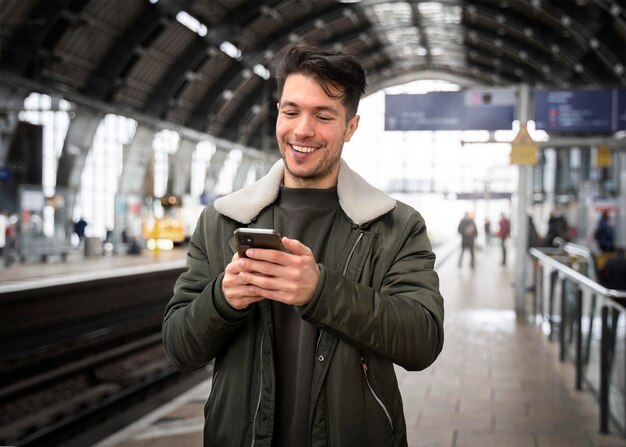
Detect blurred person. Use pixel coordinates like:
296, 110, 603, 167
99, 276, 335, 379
497, 213, 511, 266
3, 214, 17, 268
0, 210, 7, 256
594, 210, 614, 253
458, 211, 478, 268
600, 247, 626, 290
544, 210, 568, 248
484, 218, 492, 247
162, 45, 444, 446
73, 216, 87, 241
127, 236, 142, 255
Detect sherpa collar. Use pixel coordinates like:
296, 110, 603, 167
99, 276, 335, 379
214, 159, 396, 225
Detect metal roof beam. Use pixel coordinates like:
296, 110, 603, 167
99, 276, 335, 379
1, 0, 83, 76
84, 3, 164, 100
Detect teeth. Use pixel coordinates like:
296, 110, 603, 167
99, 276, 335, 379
292, 145, 316, 153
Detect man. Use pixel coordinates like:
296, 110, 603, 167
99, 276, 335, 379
162, 45, 444, 447
457, 211, 478, 268
497, 212, 511, 266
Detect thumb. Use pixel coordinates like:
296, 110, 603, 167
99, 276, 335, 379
282, 237, 312, 256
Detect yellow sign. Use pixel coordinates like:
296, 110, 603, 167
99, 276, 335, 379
509, 124, 538, 165
595, 143, 612, 167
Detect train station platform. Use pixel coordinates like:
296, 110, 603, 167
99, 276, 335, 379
0, 247, 187, 293
85, 242, 626, 447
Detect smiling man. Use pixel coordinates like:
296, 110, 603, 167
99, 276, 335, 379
162, 45, 444, 447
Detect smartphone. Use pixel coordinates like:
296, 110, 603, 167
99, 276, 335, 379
234, 228, 283, 258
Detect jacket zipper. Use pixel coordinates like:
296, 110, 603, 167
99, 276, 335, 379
251, 334, 265, 447
343, 232, 363, 275
360, 356, 393, 430
315, 233, 363, 354
348, 232, 394, 428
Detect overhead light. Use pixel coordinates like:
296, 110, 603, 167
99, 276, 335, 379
253, 64, 270, 80
176, 11, 207, 37
220, 41, 242, 60
336, 0, 363, 3
610, 5, 621, 17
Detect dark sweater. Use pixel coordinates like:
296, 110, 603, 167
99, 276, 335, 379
271, 185, 339, 447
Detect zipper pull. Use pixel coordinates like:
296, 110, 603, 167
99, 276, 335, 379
360, 356, 367, 373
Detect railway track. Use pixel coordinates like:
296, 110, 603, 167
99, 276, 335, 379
0, 335, 178, 446
0, 267, 198, 447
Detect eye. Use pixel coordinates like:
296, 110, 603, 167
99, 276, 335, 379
281, 110, 298, 117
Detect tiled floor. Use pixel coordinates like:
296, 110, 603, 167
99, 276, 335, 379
93, 243, 626, 447
0, 246, 186, 286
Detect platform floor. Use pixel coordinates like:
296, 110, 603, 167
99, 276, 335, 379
0, 247, 187, 292
20, 243, 626, 446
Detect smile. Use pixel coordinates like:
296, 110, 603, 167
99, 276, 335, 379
291, 144, 317, 153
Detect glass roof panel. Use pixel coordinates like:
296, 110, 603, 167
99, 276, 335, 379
367, 2, 412, 26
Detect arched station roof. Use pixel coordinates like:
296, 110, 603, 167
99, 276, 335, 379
1, 0, 625, 150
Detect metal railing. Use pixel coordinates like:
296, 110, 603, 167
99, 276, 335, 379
529, 246, 626, 437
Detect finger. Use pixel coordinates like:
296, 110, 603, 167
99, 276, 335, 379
227, 294, 264, 310
238, 256, 285, 277
225, 254, 246, 275
239, 271, 284, 290
281, 237, 313, 257
242, 247, 289, 265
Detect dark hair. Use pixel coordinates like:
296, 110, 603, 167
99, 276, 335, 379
276, 45, 367, 119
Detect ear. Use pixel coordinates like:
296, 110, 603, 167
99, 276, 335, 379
344, 115, 360, 142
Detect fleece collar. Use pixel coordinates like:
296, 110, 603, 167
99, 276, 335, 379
214, 159, 396, 226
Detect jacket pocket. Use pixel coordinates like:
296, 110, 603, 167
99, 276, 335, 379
360, 355, 394, 432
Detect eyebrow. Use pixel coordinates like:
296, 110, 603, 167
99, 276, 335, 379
280, 100, 339, 115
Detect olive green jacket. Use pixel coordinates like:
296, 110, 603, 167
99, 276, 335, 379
162, 159, 444, 446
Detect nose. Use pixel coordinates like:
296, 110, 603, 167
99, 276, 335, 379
293, 115, 314, 138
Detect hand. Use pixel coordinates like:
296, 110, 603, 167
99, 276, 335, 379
222, 252, 266, 310
235, 237, 320, 306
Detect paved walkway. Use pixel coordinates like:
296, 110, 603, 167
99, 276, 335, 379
94, 242, 626, 447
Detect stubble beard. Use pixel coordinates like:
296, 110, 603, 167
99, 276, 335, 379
281, 143, 343, 185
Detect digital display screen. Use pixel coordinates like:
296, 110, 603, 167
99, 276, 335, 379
385, 90, 515, 131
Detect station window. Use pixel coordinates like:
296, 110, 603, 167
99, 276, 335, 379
153, 129, 180, 199
77, 114, 137, 238
191, 140, 216, 198
214, 149, 242, 196
344, 82, 517, 195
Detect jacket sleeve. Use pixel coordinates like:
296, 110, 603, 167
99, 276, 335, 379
162, 208, 249, 372
299, 209, 444, 371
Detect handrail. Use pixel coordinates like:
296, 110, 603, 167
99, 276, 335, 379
529, 246, 626, 436
529, 247, 626, 307
563, 242, 599, 282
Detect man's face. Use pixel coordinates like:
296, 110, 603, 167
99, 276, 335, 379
276, 73, 359, 188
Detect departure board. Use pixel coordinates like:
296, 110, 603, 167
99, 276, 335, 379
619, 89, 626, 131
385, 90, 515, 131
533, 89, 625, 133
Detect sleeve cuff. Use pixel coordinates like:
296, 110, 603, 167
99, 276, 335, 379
298, 263, 326, 319
213, 273, 252, 323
